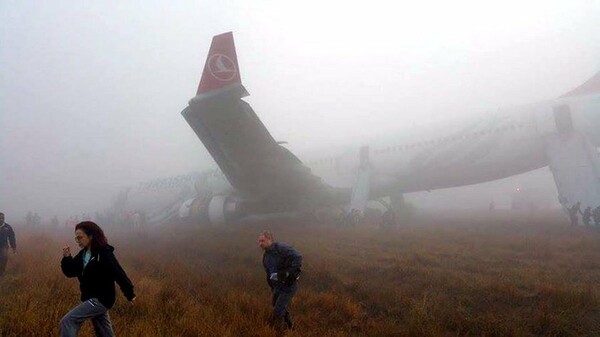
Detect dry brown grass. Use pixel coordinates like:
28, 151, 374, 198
1, 211, 599, 336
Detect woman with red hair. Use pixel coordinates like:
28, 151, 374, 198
60, 221, 135, 337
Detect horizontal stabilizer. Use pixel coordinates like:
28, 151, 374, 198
561, 71, 600, 98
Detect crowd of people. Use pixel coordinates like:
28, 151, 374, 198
336, 207, 398, 229
19, 210, 149, 234
566, 202, 600, 227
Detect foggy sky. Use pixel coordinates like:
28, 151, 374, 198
1, 1, 599, 221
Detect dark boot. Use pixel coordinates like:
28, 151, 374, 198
284, 311, 293, 330
268, 313, 286, 332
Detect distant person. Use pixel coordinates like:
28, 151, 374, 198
132, 212, 141, 232
0, 212, 17, 277
568, 202, 581, 226
352, 209, 362, 226
345, 209, 360, 227
344, 209, 354, 227
335, 208, 346, 227
140, 212, 147, 229
60, 221, 136, 337
33, 212, 41, 227
51, 216, 59, 228
26, 211, 33, 227
381, 208, 397, 229
258, 230, 302, 331
581, 206, 592, 227
489, 200, 495, 211
593, 206, 600, 227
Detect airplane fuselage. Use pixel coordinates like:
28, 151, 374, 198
304, 93, 600, 199
117, 93, 600, 224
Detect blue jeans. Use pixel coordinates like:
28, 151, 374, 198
60, 298, 115, 337
0, 248, 8, 276
272, 283, 297, 322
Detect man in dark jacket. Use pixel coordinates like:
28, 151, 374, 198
258, 230, 302, 330
0, 212, 17, 277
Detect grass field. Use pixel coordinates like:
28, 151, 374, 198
0, 211, 599, 336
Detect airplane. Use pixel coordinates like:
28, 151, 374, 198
113, 32, 600, 226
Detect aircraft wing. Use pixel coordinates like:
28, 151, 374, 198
182, 32, 345, 208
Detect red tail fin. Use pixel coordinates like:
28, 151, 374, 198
197, 32, 241, 95
561, 71, 600, 98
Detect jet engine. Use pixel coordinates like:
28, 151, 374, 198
178, 194, 240, 225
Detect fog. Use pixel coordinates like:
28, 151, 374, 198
1, 1, 599, 222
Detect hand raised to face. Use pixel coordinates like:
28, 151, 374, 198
62, 246, 71, 257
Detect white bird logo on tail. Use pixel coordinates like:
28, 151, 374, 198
208, 54, 237, 81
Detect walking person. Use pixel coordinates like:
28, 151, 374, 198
258, 230, 302, 331
592, 206, 600, 227
60, 221, 136, 337
0, 212, 17, 277
581, 206, 592, 227
381, 208, 397, 229
568, 202, 581, 226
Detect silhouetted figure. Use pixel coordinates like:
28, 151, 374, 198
258, 230, 302, 331
51, 216, 59, 228
132, 212, 141, 231
568, 202, 581, 226
593, 206, 600, 227
32, 212, 41, 227
489, 200, 495, 211
344, 210, 354, 227
353, 209, 362, 226
0, 212, 17, 277
335, 208, 346, 227
60, 221, 136, 337
26, 211, 33, 227
381, 208, 397, 229
345, 208, 361, 227
581, 207, 592, 227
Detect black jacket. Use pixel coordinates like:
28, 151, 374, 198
263, 242, 303, 289
0, 223, 16, 250
61, 245, 135, 309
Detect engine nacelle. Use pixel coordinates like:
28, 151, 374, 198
178, 194, 239, 225
178, 198, 201, 219
208, 195, 238, 224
